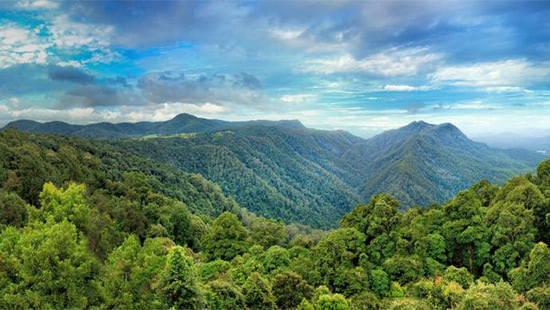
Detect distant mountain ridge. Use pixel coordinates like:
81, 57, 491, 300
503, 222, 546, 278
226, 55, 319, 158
3, 113, 305, 138
3, 114, 546, 228
353, 121, 544, 206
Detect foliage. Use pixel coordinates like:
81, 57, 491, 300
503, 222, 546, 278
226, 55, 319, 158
202, 212, 250, 261
0, 128, 549, 309
155, 246, 203, 309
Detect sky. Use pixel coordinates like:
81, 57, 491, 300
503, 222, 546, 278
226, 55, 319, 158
1, 0, 550, 138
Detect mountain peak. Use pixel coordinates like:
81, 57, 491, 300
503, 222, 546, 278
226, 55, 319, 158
171, 113, 199, 121
433, 122, 467, 139
400, 120, 434, 132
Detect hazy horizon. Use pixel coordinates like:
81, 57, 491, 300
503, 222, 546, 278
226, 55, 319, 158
1, 0, 550, 138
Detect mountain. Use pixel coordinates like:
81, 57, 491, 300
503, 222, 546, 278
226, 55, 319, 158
3, 115, 545, 228
354, 121, 544, 206
2, 113, 305, 139
0, 128, 239, 218
109, 120, 543, 227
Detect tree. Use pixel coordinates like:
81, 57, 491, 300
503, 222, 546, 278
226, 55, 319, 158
510, 242, 550, 292
342, 195, 402, 266
262, 245, 290, 274
457, 282, 519, 310
251, 218, 286, 248
0, 220, 100, 308
384, 255, 424, 285
199, 259, 232, 282
388, 298, 431, 310
537, 158, 550, 188
0, 190, 27, 228
443, 266, 474, 289
494, 176, 547, 240
526, 286, 550, 310
204, 279, 245, 309
442, 190, 489, 274
155, 246, 203, 309
316, 293, 350, 310
314, 228, 366, 291
485, 201, 535, 275
370, 268, 391, 297
100, 236, 171, 309
202, 212, 249, 261
242, 272, 275, 309
272, 271, 314, 309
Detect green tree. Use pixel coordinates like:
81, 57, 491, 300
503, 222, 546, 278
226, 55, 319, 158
272, 271, 314, 309
316, 293, 351, 310
0, 190, 27, 228
384, 255, 424, 285
199, 259, 232, 282
526, 286, 550, 309
262, 245, 291, 274
204, 279, 245, 310
100, 236, 171, 309
0, 220, 100, 308
388, 298, 431, 310
202, 212, 249, 261
370, 268, 391, 297
442, 190, 489, 274
485, 201, 535, 275
314, 228, 366, 291
251, 218, 286, 248
242, 272, 275, 309
457, 282, 519, 310
537, 158, 550, 188
443, 266, 474, 289
155, 246, 203, 309
510, 242, 550, 292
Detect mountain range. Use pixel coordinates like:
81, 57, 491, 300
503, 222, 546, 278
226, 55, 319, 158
3, 114, 545, 228
3, 114, 304, 139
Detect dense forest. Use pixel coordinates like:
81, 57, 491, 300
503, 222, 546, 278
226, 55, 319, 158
6, 114, 544, 229
1, 128, 550, 309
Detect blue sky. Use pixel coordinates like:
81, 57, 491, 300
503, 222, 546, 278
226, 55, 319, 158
1, 0, 550, 137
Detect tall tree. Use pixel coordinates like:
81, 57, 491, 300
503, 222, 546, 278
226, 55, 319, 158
155, 246, 203, 309
202, 212, 249, 261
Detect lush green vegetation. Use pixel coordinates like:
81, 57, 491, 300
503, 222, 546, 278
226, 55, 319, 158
5, 115, 543, 229
1, 128, 550, 309
115, 126, 363, 228
2, 113, 305, 139
114, 120, 542, 228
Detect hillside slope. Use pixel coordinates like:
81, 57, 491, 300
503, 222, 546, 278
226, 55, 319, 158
2, 113, 305, 139
3, 116, 545, 227
355, 121, 542, 206
0, 129, 238, 218
114, 126, 364, 228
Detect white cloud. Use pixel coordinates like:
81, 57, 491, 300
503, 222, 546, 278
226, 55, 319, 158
0, 23, 49, 68
49, 15, 115, 57
280, 94, 317, 104
0, 101, 230, 126
270, 28, 304, 40
483, 86, 533, 93
15, 0, 59, 9
431, 59, 550, 87
383, 84, 431, 91
302, 47, 443, 76
453, 100, 500, 110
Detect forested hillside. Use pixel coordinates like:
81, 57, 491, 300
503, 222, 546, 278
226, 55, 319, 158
2, 113, 305, 139
112, 119, 542, 228
1, 128, 550, 309
3, 115, 544, 229
357, 121, 543, 206
115, 126, 364, 228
